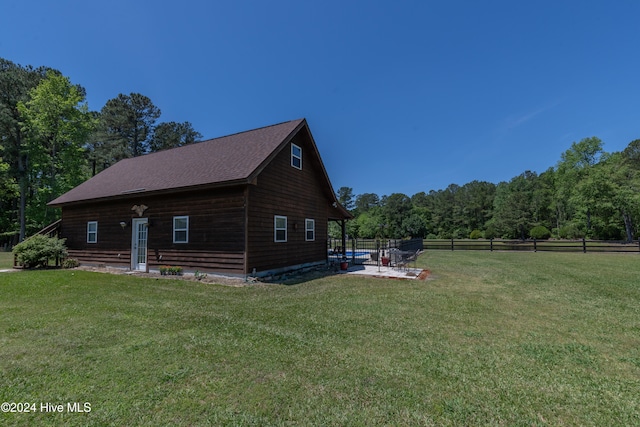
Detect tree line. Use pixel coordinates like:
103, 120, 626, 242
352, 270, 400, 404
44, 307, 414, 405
335, 136, 640, 242
0, 58, 202, 245
2, 57, 639, 247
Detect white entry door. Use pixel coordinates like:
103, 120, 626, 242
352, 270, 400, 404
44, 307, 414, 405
131, 218, 148, 271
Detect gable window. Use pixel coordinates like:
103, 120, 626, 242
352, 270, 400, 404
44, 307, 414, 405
173, 216, 189, 243
87, 221, 98, 243
274, 215, 287, 242
305, 219, 315, 241
291, 143, 302, 170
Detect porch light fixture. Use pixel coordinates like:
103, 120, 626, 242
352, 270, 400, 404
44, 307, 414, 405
120, 221, 127, 229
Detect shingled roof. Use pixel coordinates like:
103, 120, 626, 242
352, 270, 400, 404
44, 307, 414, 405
49, 118, 325, 206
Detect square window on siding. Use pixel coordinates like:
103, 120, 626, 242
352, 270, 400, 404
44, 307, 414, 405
291, 143, 302, 170
173, 216, 189, 243
305, 218, 315, 241
274, 215, 287, 242
87, 221, 98, 243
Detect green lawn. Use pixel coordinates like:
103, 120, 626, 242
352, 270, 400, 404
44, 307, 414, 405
0, 251, 14, 269
1, 252, 639, 426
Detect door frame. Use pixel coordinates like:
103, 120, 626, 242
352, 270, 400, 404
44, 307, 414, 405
131, 217, 149, 271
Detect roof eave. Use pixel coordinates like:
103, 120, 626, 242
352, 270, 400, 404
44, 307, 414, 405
48, 178, 251, 208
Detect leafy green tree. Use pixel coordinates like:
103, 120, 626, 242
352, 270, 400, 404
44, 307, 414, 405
622, 139, 640, 163
336, 186, 354, 211
560, 137, 605, 169
575, 151, 640, 241
100, 93, 161, 160
492, 171, 540, 239
620, 140, 640, 240
555, 137, 607, 234
380, 193, 412, 237
410, 191, 429, 207
422, 186, 456, 238
534, 168, 556, 232
149, 121, 202, 152
356, 208, 386, 238
354, 193, 380, 214
0, 58, 52, 242
84, 111, 115, 175
17, 71, 96, 230
0, 156, 19, 244
0, 157, 17, 199
456, 180, 496, 234
401, 206, 430, 238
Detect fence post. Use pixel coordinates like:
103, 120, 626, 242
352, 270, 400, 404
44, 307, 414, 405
583, 238, 586, 253
351, 238, 356, 263
533, 238, 537, 253
490, 238, 493, 252
451, 238, 454, 251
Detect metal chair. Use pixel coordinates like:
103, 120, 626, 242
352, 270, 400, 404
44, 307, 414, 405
389, 249, 407, 271
404, 250, 419, 269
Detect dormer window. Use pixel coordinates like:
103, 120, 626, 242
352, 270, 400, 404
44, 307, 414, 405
291, 143, 302, 170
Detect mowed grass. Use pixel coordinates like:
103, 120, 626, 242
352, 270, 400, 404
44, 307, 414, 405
0, 251, 14, 269
1, 252, 639, 426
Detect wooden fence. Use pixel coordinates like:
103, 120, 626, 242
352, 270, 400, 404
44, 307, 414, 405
424, 238, 640, 253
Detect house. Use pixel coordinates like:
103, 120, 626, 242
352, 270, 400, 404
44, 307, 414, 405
48, 118, 352, 277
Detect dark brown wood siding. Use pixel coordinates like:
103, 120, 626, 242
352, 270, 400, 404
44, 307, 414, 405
59, 187, 246, 274
246, 132, 330, 273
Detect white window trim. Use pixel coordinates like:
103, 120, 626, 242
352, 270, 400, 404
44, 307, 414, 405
274, 215, 287, 242
291, 143, 302, 170
305, 218, 315, 241
173, 216, 189, 244
87, 221, 98, 244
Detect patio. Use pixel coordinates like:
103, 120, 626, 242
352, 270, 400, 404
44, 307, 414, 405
339, 264, 430, 280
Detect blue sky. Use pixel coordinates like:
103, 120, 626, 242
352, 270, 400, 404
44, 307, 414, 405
2, 0, 639, 198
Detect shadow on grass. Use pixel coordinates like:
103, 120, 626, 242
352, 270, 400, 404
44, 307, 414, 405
263, 263, 344, 286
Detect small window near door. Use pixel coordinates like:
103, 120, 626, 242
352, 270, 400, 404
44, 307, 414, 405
291, 143, 302, 170
274, 215, 287, 242
305, 218, 315, 241
173, 216, 189, 243
87, 221, 98, 243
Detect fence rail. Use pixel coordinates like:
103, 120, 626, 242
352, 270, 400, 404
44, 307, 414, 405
425, 238, 640, 253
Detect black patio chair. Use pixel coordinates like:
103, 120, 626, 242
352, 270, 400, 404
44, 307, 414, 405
404, 250, 419, 269
389, 249, 407, 271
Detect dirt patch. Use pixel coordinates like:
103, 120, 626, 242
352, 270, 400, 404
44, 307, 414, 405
417, 269, 431, 280
74, 266, 250, 287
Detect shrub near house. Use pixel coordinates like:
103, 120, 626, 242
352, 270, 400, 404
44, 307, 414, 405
12, 235, 67, 268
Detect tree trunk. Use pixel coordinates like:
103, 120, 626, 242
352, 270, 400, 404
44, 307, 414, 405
622, 210, 634, 243
18, 151, 27, 242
